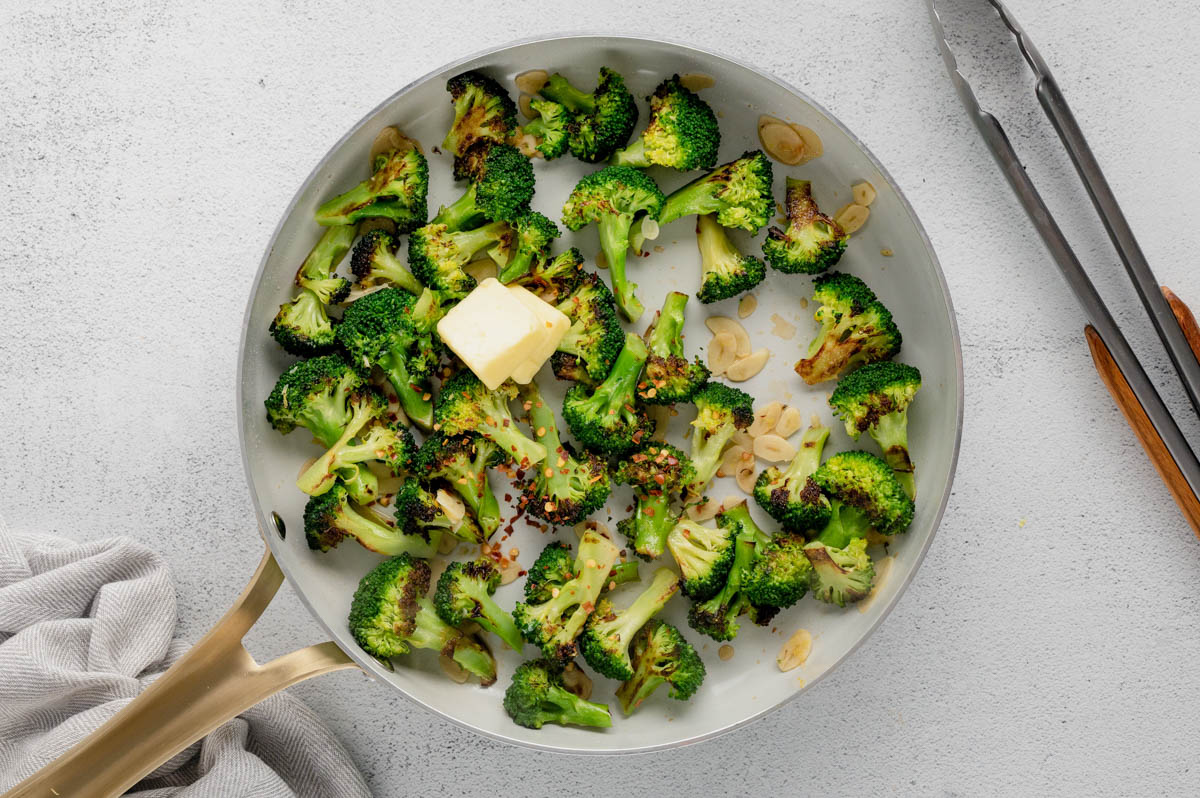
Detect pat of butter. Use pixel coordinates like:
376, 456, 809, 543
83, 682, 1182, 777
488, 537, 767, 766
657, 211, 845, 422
508, 285, 570, 384
437, 278, 543, 390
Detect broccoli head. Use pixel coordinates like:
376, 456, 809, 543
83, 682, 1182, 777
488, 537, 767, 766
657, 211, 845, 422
270, 288, 338, 356
753, 423, 833, 534
416, 432, 504, 539
518, 382, 611, 526
581, 567, 680, 681
615, 442, 696, 561
688, 382, 754, 493
304, 483, 439, 558
393, 480, 485, 544
434, 370, 547, 468
561, 333, 655, 456
656, 150, 775, 232
265, 355, 364, 446
512, 98, 570, 160
348, 554, 496, 683
495, 211, 562, 284
512, 530, 619, 663
638, 291, 709, 405
510, 246, 585, 303
503, 658, 612, 729
615, 619, 705, 715
666, 519, 736, 600
539, 67, 638, 163
804, 536, 875, 608
561, 165, 665, 322
685, 515, 760, 642
811, 450, 914, 540
829, 361, 922, 499
611, 75, 720, 171
295, 388, 415, 498
434, 558, 524, 651
796, 271, 901, 384
762, 178, 848, 275
294, 225, 356, 305
407, 219, 510, 298
743, 531, 813, 609
442, 70, 518, 158
315, 147, 428, 231
434, 140, 535, 231
349, 229, 421, 294
695, 213, 766, 304
550, 271, 624, 384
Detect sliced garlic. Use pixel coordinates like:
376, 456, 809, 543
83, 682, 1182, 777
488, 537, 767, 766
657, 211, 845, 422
647, 404, 672, 440
754, 434, 796, 463
718, 644, 735, 661
705, 316, 751, 356
732, 430, 755, 450
834, 203, 870, 234
518, 93, 538, 120
435, 489, 465, 524
561, 663, 593, 699
370, 126, 421, 162
776, 628, 812, 672
514, 69, 549, 96
758, 122, 805, 165
679, 73, 715, 91
498, 557, 522, 586
439, 654, 470, 683
719, 445, 749, 478
789, 124, 823, 163
775, 406, 803, 438
735, 463, 757, 493
640, 217, 660, 241
464, 258, 498, 282
726, 348, 769, 382
687, 497, 721, 522
852, 181, 877, 206
738, 294, 757, 319
708, 332, 737, 375
748, 401, 783, 437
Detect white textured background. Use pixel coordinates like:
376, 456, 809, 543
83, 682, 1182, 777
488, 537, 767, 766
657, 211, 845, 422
3, 1, 1199, 795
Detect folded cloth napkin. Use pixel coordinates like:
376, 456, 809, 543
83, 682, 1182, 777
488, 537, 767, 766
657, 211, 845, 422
0, 519, 371, 797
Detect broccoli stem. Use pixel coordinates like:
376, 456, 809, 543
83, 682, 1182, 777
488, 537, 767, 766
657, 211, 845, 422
817, 503, 870, 550
455, 221, 509, 260
539, 75, 595, 113
432, 184, 486, 232
371, 249, 422, 294
604, 567, 679, 646
610, 138, 649, 168
871, 410, 915, 499
298, 225, 358, 284
296, 399, 377, 496
547, 685, 613, 727
477, 394, 546, 466
298, 386, 355, 448
449, 453, 502, 537
337, 463, 380, 505
376, 347, 433, 429
783, 425, 829, 484
523, 383, 576, 497
315, 183, 377, 226
586, 333, 648, 416
597, 213, 644, 322
458, 577, 524, 651
340, 504, 438, 557
690, 425, 736, 488
632, 491, 675, 559
607, 560, 640, 588
408, 598, 495, 682
696, 213, 738, 277
659, 179, 714, 227
648, 291, 688, 357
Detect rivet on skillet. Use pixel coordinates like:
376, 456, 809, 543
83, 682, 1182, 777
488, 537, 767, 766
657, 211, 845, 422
270, 511, 286, 540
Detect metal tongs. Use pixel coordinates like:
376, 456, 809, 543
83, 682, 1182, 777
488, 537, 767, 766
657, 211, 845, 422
926, 0, 1200, 535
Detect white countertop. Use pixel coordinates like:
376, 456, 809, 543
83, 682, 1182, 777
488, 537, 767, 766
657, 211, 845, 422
4, 1, 1199, 794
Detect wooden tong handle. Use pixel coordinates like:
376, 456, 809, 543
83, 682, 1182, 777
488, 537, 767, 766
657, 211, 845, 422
1085, 286, 1200, 540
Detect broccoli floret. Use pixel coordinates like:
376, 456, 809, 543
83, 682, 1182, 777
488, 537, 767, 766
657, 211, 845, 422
561, 166, 665, 322
512, 530, 619, 663
434, 370, 546, 468
304, 484, 439, 557
434, 558, 524, 651
796, 272, 902, 385
638, 291, 709, 405
518, 382, 611, 526
688, 382, 754, 493
503, 658, 612, 729
615, 619, 705, 715
611, 75, 719, 171
666, 519, 736, 600
606, 560, 641, 590
495, 211, 561, 284
416, 432, 504, 539
522, 540, 576, 603
811, 450, 914, 540
434, 140, 535, 231
804, 536, 875, 608
686, 508, 762, 641
265, 355, 364, 446
407, 219, 510, 298
743, 531, 813, 609
763, 178, 848, 275
349, 229, 421, 294
562, 333, 655, 456
442, 70, 518, 158
294, 225, 356, 305
695, 214, 766, 304
615, 442, 696, 560
656, 150, 775, 232
829, 361, 922, 499
270, 288, 338, 356
550, 271, 624, 384
315, 147, 428, 230
393, 480, 485, 545
581, 567, 680, 681
510, 246, 585, 303
296, 388, 415, 498
349, 554, 496, 683
336, 287, 438, 429
512, 98, 570, 160
539, 67, 638, 163
753, 424, 832, 534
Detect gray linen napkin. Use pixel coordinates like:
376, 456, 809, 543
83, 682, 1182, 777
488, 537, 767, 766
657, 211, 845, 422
0, 519, 371, 797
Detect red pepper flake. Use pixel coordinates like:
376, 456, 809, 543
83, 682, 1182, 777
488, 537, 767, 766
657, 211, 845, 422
504, 493, 512, 503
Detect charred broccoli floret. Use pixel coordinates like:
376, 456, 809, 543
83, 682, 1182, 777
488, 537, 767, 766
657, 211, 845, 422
666, 519, 736, 600
442, 70, 518, 158
561, 333, 655, 456
615, 619, 705, 715
416, 432, 503, 539
686, 506, 768, 641
512, 530, 620, 663
434, 558, 524, 651
615, 442, 696, 560
349, 554, 496, 684
561, 165, 665, 322
407, 219, 510, 297
812, 450, 914, 539
656, 150, 775, 232
304, 483, 439, 557
688, 382, 754, 493
270, 288, 337, 356
336, 287, 438, 429
433, 140, 535, 230
512, 98, 570, 160
695, 213, 766, 304
510, 246, 585, 303
743, 531, 813, 609
763, 178, 848, 275
495, 211, 561, 284
611, 75, 720, 171
315, 147, 428, 230
804, 535, 875, 608
349, 229, 421, 293
550, 271, 624, 384
435, 370, 546, 468
829, 361, 922, 499
581, 567, 680, 680
296, 388, 415, 498
518, 382, 611, 526
294, 225, 356, 305
393, 479, 485, 544
265, 355, 364, 446
539, 67, 638, 163
638, 291, 709, 405
503, 658, 612, 729
753, 424, 833, 534
796, 272, 901, 384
